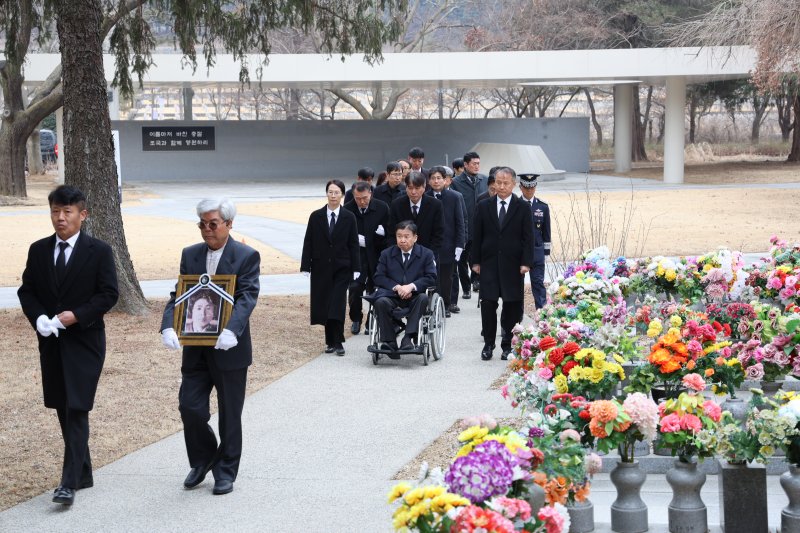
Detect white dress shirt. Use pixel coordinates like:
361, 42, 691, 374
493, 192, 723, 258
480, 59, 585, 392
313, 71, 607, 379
206, 240, 228, 275
496, 194, 512, 218
54, 231, 80, 265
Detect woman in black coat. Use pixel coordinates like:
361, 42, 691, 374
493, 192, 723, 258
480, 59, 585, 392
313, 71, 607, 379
301, 180, 360, 355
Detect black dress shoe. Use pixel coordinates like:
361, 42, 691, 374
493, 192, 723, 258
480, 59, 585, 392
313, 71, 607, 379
212, 479, 234, 495
400, 335, 415, 351
473, 282, 480, 292
52, 486, 75, 505
445, 310, 452, 318
462, 290, 471, 300
481, 344, 495, 361
448, 304, 460, 314
324, 345, 335, 354
350, 321, 361, 335
363, 325, 370, 335
184, 459, 215, 489
501, 349, 513, 361
334, 343, 346, 356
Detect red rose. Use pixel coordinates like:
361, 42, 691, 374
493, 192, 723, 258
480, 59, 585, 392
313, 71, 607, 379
562, 360, 579, 376
563, 342, 580, 355
579, 410, 591, 420
539, 336, 558, 351
723, 323, 732, 336
548, 348, 565, 367
712, 321, 723, 332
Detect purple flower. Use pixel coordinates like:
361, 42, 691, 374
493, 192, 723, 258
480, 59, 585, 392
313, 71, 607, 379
528, 426, 546, 438
445, 441, 515, 503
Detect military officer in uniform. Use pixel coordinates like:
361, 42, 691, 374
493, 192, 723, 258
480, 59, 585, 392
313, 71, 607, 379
518, 174, 551, 309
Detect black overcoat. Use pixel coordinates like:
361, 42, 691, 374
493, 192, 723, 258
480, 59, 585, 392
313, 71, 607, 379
426, 189, 466, 264
387, 194, 444, 256
18, 232, 119, 411
471, 194, 534, 302
343, 198, 389, 280
300, 206, 360, 325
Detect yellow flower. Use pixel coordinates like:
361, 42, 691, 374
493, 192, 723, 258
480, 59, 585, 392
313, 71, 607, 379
670, 315, 683, 328
592, 357, 606, 370
665, 269, 677, 282
726, 359, 741, 367
657, 265, 665, 277
423, 486, 445, 499
554, 374, 569, 393
612, 353, 626, 364
457, 425, 488, 443
589, 368, 605, 383
569, 366, 583, 381
388, 482, 412, 503
574, 348, 591, 361
392, 509, 411, 530
703, 263, 713, 272
647, 319, 663, 338
592, 350, 606, 362
404, 487, 425, 506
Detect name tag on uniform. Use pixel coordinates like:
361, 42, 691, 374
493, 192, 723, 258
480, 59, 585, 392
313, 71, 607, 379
534, 209, 544, 218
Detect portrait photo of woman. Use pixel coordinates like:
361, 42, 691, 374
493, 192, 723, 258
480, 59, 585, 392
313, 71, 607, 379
183, 290, 221, 334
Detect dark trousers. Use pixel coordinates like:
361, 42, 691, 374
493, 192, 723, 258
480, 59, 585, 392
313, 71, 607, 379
529, 261, 547, 309
179, 353, 248, 482
348, 269, 374, 323
55, 407, 91, 489
437, 262, 454, 308
374, 294, 428, 341
324, 320, 345, 345
480, 299, 523, 350
456, 240, 474, 293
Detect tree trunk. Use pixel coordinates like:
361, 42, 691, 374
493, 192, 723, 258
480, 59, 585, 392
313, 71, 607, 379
688, 93, 697, 144
789, 92, 800, 162
0, 62, 30, 197
27, 130, 44, 175
583, 88, 603, 146
776, 93, 793, 141
56, 0, 147, 314
631, 85, 648, 162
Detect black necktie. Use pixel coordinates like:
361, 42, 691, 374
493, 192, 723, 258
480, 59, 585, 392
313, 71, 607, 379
361, 208, 366, 215
435, 193, 441, 200
329, 212, 336, 235
412, 205, 418, 219
403, 252, 410, 264
498, 200, 507, 226
56, 241, 68, 283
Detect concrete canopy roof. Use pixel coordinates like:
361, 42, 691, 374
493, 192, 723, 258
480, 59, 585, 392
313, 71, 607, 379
19, 46, 756, 90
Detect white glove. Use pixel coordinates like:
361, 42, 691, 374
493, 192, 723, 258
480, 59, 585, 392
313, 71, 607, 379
36, 314, 56, 337
375, 225, 385, 236
302, 271, 310, 278
358, 234, 366, 247
215, 328, 238, 351
353, 272, 361, 281
455, 247, 463, 262
49, 315, 66, 338
161, 328, 181, 350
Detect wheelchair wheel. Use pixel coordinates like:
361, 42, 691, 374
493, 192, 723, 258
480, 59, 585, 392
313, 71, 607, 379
418, 317, 429, 366
368, 307, 379, 347
429, 294, 446, 361
372, 350, 380, 365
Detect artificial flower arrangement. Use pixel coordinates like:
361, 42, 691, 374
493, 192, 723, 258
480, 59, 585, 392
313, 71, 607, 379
582, 393, 659, 462
525, 424, 590, 507
626, 327, 692, 397
548, 270, 623, 306
565, 348, 626, 400
704, 302, 756, 339
656, 375, 721, 462
716, 390, 799, 465
694, 247, 747, 302
777, 391, 800, 466
745, 236, 800, 308
732, 304, 800, 382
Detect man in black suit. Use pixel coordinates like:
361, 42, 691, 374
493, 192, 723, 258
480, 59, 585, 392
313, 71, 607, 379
161, 198, 261, 496
344, 182, 390, 334
18, 185, 119, 506
450, 151, 488, 299
343, 167, 375, 205
426, 166, 465, 318
372, 162, 406, 206
388, 171, 444, 257
372, 220, 437, 353
471, 167, 533, 361
407, 146, 430, 179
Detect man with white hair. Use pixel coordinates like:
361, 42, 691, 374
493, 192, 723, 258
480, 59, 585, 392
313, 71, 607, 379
161, 198, 261, 496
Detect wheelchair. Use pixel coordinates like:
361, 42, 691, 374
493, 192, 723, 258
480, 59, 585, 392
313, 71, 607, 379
363, 287, 446, 366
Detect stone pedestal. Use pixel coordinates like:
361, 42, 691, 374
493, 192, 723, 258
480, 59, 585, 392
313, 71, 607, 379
610, 461, 648, 533
666, 459, 707, 533
781, 465, 800, 533
718, 460, 768, 533
567, 499, 595, 533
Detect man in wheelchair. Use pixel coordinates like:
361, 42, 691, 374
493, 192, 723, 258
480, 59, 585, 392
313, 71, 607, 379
372, 220, 437, 354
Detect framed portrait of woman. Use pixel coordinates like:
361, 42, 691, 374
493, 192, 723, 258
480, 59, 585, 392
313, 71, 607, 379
173, 274, 237, 346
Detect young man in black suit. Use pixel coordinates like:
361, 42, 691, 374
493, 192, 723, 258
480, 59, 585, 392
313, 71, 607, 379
471, 167, 533, 361
426, 166, 465, 318
343, 167, 375, 205
161, 198, 261, 496
388, 171, 444, 258
18, 185, 119, 506
372, 162, 406, 206
343, 181, 390, 334
372, 220, 438, 354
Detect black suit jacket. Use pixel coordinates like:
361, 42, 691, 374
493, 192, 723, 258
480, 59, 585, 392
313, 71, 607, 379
388, 194, 444, 256
372, 182, 406, 207
373, 245, 438, 299
161, 239, 261, 371
426, 189, 465, 264
18, 232, 119, 411
301, 206, 360, 324
471, 194, 534, 302
343, 198, 389, 279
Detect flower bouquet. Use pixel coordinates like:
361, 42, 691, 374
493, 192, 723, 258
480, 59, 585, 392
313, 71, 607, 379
584, 393, 659, 462
777, 392, 800, 465
705, 302, 756, 339
694, 247, 748, 302
717, 390, 799, 465
565, 347, 626, 400
526, 425, 589, 507
548, 270, 623, 307
656, 376, 721, 462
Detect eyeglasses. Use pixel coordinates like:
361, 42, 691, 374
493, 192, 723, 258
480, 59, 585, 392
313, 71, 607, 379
197, 220, 228, 230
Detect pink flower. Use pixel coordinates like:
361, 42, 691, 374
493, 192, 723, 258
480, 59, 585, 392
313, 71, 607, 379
538, 367, 553, 380
680, 414, 703, 433
490, 497, 532, 521
703, 400, 722, 422
560, 429, 581, 442
767, 277, 784, 290
501, 384, 509, 399
538, 505, 566, 533
682, 373, 706, 392
660, 413, 682, 433
687, 339, 704, 357
787, 275, 799, 288
585, 453, 603, 475
746, 363, 765, 380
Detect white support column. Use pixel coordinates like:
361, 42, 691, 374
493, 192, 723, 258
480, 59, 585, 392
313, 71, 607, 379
664, 76, 687, 184
56, 107, 65, 184
613, 85, 633, 173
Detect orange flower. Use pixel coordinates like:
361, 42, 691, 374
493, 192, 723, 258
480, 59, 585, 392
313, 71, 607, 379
615, 420, 632, 432
686, 359, 696, 370
715, 357, 725, 366
533, 471, 548, 486
705, 368, 715, 377
589, 400, 618, 423
573, 483, 591, 502
589, 418, 608, 438
544, 477, 569, 505
660, 360, 682, 373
